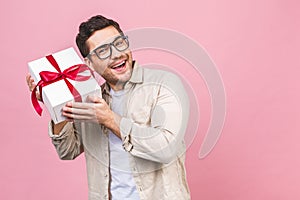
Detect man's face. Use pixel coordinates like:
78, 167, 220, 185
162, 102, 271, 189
85, 26, 133, 91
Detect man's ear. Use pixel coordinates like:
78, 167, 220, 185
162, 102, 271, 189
84, 57, 94, 71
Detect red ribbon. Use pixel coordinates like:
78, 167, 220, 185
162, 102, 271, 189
31, 54, 92, 116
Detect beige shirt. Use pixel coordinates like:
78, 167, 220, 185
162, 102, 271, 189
49, 62, 191, 200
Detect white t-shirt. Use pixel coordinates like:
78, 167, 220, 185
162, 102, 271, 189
108, 89, 140, 200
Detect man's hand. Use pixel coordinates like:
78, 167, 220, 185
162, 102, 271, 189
26, 74, 68, 134
62, 95, 122, 138
26, 74, 41, 101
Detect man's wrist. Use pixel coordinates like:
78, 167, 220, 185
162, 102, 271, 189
113, 113, 121, 127
104, 112, 121, 138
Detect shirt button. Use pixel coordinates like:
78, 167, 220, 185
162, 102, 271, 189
104, 174, 108, 177
104, 194, 108, 199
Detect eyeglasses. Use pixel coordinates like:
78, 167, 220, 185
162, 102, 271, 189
87, 35, 129, 60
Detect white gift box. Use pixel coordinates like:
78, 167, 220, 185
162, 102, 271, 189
28, 47, 101, 124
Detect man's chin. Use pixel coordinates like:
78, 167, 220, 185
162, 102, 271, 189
116, 72, 132, 84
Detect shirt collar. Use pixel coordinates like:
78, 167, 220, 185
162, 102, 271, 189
129, 61, 144, 84
102, 60, 143, 95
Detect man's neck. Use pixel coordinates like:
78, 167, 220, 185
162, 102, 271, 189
109, 82, 126, 91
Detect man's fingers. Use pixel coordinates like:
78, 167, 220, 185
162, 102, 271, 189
26, 74, 31, 83
26, 74, 36, 92
87, 95, 103, 103
63, 106, 94, 116
62, 110, 95, 120
68, 102, 96, 109
68, 98, 104, 109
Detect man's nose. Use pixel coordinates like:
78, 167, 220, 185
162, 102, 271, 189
110, 46, 122, 58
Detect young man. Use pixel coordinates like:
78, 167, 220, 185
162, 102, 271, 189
27, 15, 190, 200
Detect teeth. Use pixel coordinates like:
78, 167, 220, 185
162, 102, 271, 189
112, 61, 125, 69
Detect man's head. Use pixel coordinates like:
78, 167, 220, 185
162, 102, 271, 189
76, 15, 133, 91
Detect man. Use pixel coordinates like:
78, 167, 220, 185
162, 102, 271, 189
26, 15, 190, 200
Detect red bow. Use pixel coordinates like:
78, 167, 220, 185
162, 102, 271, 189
31, 54, 91, 116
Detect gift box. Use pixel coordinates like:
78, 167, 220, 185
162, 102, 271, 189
28, 47, 101, 124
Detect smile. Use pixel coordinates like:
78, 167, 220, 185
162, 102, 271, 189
111, 60, 126, 71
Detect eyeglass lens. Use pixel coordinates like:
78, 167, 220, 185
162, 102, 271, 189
94, 36, 129, 59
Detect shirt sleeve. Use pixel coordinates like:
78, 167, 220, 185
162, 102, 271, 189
49, 121, 83, 160
120, 73, 190, 164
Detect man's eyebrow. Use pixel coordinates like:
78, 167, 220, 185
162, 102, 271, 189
94, 35, 122, 48
103, 35, 122, 43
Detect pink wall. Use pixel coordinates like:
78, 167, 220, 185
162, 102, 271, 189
1, 0, 300, 199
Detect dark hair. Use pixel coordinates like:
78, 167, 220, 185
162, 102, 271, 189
76, 15, 123, 58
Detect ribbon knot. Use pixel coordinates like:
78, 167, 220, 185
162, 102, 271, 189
60, 73, 66, 79
31, 54, 92, 116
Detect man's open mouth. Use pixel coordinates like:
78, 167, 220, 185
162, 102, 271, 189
111, 61, 126, 71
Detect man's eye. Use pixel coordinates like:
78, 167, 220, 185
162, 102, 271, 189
115, 40, 125, 47
97, 47, 108, 54
98, 49, 106, 53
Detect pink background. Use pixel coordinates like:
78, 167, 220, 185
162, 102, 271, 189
1, 0, 300, 199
